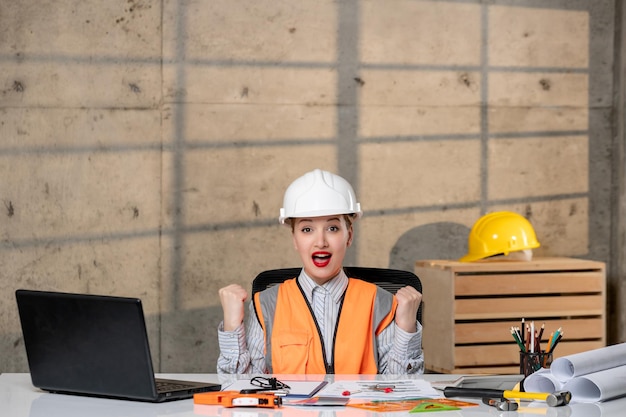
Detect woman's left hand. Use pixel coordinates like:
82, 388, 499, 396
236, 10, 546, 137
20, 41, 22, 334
394, 286, 422, 333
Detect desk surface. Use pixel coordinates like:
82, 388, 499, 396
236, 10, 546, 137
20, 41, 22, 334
1, 373, 625, 417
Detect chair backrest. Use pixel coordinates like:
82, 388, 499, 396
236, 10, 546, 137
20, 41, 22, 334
251, 267, 422, 324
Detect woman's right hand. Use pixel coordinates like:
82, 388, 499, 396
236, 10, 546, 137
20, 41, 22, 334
219, 284, 249, 331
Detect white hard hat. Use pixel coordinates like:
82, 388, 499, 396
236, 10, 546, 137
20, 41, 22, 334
279, 169, 362, 224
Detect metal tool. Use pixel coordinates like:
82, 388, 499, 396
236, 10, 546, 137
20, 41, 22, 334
444, 387, 572, 407
482, 397, 519, 411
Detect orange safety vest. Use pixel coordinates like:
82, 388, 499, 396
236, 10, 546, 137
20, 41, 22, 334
253, 278, 397, 374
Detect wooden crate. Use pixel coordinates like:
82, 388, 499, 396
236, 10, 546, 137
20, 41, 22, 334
415, 257, 606, 374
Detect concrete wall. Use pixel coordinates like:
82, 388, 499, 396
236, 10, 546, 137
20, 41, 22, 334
1, 0, 621, 373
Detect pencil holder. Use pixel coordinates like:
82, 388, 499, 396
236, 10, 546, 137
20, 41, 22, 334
519, 351, 553, 377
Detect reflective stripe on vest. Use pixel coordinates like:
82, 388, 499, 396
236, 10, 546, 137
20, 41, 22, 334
253, 278, 397, 374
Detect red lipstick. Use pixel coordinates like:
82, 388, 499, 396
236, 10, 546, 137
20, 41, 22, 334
312, 251, 331, 267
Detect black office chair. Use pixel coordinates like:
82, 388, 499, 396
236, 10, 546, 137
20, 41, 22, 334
251, 267, 422, 324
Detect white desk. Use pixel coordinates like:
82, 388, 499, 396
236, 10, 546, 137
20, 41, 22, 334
1, 373, 625, 417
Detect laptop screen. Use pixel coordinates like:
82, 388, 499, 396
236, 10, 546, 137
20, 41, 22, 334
16, 290, 159, 400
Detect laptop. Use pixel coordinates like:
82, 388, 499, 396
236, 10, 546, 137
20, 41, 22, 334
15, 289, 221, 402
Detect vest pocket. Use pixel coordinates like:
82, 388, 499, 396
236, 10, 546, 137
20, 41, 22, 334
273, 331, 311, 373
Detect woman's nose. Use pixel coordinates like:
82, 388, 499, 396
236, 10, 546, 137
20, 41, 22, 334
314, 230, 328, 247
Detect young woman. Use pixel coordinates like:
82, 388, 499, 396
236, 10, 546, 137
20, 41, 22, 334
217, 169, 423, 374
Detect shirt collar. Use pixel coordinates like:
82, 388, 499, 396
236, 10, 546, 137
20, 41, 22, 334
297, 268, 349, 304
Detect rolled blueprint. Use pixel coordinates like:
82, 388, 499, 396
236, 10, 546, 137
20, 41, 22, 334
551, 343, 626, 382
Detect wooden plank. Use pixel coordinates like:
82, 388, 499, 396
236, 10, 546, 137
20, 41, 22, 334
454, 340, 605, 367
425, 363, 522, 374
418, 265, 456, 372
454, 272, 604, 296
455, 318, 605, 344
416, 257, 605, 274
452, 365, 521, 374
455, 295, 604, 320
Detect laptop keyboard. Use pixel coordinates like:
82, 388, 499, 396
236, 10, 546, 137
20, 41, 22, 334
155, 380, 195, 392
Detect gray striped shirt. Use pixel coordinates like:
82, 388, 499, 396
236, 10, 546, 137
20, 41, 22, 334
217, 269, 424, 374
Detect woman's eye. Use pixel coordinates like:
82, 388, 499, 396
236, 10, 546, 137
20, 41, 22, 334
301, 227, 312, 233
328, 226, 339, 232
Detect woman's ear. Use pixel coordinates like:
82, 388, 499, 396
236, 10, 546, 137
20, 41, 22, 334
346, 226, 354, 248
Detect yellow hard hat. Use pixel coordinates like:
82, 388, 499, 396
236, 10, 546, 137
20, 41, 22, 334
459, 211, 540, 262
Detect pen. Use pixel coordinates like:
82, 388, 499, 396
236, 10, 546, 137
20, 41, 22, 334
240, 388, 289, 396
240, 388, 270, 394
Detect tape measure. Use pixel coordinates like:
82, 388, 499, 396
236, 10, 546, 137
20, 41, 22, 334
194, 391, 282, 408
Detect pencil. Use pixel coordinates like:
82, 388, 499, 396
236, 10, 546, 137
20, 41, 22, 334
514, 326, 523, 344
551, 327, 562, 351
534, 329, 541, 353
538, 323, 545, 343
511, 328, 526, 352
546, 332, 554, 353
551, 333, 564, 352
